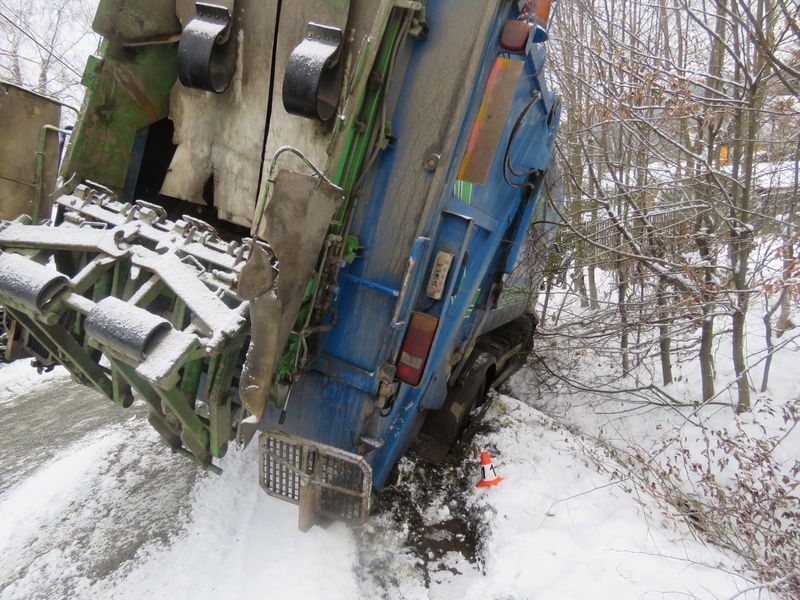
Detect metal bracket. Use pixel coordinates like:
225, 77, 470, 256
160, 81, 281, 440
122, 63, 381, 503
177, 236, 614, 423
283, 22, 345, 121
260, 431, 372, 528
178, 2, 237, 93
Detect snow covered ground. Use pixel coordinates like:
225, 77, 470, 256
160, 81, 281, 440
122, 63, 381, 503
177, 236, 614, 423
0, 357, 783, 599
359, 395, 767, 599
507, 267, 799, 599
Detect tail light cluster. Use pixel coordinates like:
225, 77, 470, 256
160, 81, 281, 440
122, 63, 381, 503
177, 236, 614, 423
396, 312, 438, 386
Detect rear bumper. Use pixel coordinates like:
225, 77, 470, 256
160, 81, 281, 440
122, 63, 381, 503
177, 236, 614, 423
259, 430, 372, 530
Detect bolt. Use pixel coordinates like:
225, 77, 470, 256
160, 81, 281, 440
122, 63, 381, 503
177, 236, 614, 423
424, 153, 440, 172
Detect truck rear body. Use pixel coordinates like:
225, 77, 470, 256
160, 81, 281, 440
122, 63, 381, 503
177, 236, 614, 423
0, 0, 561, 525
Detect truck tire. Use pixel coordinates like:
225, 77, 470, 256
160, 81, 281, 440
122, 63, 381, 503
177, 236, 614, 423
419, 350, 495, 461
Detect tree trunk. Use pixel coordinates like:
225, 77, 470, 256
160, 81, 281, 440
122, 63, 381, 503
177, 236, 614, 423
657, 276, 673, 385
760, 292, 784, 392
573, 260, 589, 308
617, 264, 630, 375
540, 271, 555, 330
776, 244, 796, 336
777, 140, 798, 337
587, 261, 599, 311
699, 309, 716, 403
695, 218, 716, 402
729, 0, 775, 414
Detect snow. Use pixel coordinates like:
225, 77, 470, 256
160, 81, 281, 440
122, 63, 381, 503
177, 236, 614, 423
356, 396, 764, 599
0, 428, 123, 556
86, 442, 360, 600
0, 360, 61, 407
0, 362, 775, 600
506, 261, 799, 599
746, 162, 799, 193
460, 399, 756, 600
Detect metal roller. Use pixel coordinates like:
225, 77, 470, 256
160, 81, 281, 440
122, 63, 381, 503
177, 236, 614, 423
0, 252, 68, 313
85, 296, 172, 361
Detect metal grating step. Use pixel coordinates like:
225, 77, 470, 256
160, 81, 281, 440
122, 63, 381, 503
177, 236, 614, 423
259, 431, 372, 527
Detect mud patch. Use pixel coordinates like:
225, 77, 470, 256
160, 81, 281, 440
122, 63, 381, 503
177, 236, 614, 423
356, 403, 503, 595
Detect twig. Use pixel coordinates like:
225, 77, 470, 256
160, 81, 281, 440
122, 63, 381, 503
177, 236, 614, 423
724, 571, 798, 600
545, 476, 632, 516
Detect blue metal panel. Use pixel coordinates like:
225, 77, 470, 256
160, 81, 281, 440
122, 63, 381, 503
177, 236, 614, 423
365, 8, 562, 487
504, 181, 544, 275
264, 373, 370, 452
273, 0, 562, 490
338, 271, 400, 298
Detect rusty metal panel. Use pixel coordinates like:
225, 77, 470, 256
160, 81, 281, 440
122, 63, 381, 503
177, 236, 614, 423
0, 83, 61, 221
62, 44, 177, 191
93, 0, 181, 44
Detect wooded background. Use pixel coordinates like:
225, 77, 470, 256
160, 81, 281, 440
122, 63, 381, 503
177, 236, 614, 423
540, 0, 798, 413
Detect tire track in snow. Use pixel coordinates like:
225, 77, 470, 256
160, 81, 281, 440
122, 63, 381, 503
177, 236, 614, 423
86, 442, 361, 600
0, 369, 127, 495
0, 369, 198, 600
0, 363, 360, 600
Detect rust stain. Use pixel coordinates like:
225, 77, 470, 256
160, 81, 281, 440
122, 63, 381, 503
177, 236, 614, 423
113, 64, 160, 122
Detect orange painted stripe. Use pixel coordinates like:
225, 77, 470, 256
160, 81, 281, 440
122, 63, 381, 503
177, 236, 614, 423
457, 58, 524, 185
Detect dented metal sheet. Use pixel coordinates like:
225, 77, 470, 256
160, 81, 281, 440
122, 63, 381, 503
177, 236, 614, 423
237, 242, 275, 300
239, 169, 342, 421
264, 172, 342, 299
239, 292, 281, 421
62, 43, 177, 190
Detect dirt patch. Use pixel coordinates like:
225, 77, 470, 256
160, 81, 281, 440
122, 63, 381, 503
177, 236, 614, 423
356, 402, 503, 593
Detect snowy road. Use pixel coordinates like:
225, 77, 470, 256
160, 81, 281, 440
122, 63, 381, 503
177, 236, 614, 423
0, 365, 199, 599
0, 361, 770, 600
0, 362, 359, 600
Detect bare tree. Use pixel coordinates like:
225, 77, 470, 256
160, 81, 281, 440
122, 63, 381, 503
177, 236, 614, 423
0, 0, 99, 111
546, 0, 798, 408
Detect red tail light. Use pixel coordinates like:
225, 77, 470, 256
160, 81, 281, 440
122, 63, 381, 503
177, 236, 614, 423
396, 312, 438, 386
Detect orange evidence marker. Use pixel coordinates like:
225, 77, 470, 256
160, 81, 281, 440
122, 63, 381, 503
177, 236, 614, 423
476, 451, 505, 488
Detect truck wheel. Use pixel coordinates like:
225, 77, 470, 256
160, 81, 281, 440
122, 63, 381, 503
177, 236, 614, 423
418, 352, 495, 463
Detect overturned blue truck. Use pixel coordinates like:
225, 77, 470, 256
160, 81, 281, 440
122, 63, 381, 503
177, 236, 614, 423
0, 0, 561, 528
